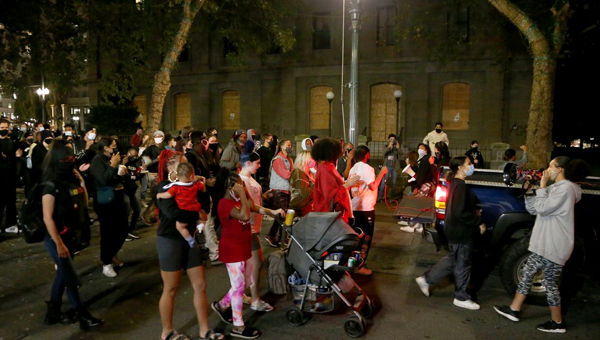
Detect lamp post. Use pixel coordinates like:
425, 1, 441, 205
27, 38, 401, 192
394, 90, 402, 136
326, 91, 334, 137
348, 0, 362, 146
36, 87, 49, 123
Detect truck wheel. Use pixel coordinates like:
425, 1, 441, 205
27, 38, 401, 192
499, 237, 549, 306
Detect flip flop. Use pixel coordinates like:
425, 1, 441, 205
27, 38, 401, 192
161, 331, 191, 340
250, 300, 274, 312
231, 327, 260, 339
211, 301, 233, 324
196, 329, 225, 340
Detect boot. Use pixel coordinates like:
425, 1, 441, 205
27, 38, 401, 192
44, 301, 76, 325
76, 306, 104, 330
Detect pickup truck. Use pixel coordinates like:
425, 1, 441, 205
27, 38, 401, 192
425, 167, 600, 305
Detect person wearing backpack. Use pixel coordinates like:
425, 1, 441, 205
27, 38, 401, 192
40, 139, 103, 330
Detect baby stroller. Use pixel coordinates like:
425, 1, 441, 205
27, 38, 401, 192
285, 212, 373, 337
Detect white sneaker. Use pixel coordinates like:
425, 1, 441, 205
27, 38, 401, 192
453, 298, 480, 310
415, 276, 430, 297
102, 264, 117, 278
399, 226, 415, 233
4, 225, 19, 233
397, 221, 409, 226
414, 224, 423, 233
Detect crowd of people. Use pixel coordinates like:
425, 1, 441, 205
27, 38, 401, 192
0, 117, 584, 336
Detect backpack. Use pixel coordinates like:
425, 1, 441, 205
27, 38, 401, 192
268, 248, 290, 294
18, 181, 54, 243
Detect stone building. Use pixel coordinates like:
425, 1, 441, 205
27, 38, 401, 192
73, 0, 533, 156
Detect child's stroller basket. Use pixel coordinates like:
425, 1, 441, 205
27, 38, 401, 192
285, 212, 374, 337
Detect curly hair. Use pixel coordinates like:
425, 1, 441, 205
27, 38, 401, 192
311, 137, 342, 163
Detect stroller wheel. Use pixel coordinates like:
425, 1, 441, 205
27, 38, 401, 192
344, 315, 366, 338
361, 296, 374, 319
286, 307, 311, 326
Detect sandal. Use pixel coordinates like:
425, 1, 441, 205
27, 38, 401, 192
250, 300, 274, 312
197, 329, 225, 340
231, 327, 260, 339
243, 294, 252, 305
211, 301, 232, 324
161, 330, 191, 340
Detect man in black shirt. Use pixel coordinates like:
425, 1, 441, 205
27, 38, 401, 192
256, 133, 274, 192
0, 119, 23, 233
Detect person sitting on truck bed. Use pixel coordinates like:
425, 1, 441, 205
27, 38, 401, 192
414, 156, 486, 311
493, 156, 590, 334
497, 145, 528, 170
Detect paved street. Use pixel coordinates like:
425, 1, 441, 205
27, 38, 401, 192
1, 201, 599, 340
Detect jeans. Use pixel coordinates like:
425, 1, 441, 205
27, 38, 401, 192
44, 234, 83, 308
140, 174, 148, 200
378, 168, 397, 200
124, 189, 141, 233
424, 242, 473, 301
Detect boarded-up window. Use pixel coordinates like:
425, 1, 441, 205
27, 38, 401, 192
133, 95, 147, 129
310, 86, 333, 130
442, 83, 470, 130
174, 93, 191, 131
370, 84, 402, 141
222, 90, 240, 130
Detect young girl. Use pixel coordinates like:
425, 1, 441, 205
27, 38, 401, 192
211, 171, 261, 339
265, 139, 294, 247
156, 162, 207, 248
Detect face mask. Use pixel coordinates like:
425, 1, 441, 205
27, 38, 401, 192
435, 128, 442, 133
209, 143, 219, 152
0, 130, 8, 137
472, 146, 478, 151
26, 138, 34, 144
229, 189, 240, 202
129, 156, 139, 161
39, 127, 45, 131
236, 139, 244, 146
268, 140, 275, 147
285, 147, 292, 154
64, 131, 72, 136
251, 135, 256, 141
418, 149, 427, 158
154, 137, 163, 144
465, 164, 475, 177
87, 132, 96, 140
550, 169, 560, 181
44, 138, 53, 145
20, 127, 27, 132
435, 152, 440, 158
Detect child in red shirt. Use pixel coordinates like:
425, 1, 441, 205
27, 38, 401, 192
156, 162, 206, 247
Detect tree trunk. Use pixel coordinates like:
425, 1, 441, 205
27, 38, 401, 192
487, 0, 570, 169
147, 0, 205, 134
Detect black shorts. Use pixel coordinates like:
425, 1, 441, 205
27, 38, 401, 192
157, 236, 209, 272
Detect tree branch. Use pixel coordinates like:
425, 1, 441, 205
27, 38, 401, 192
551, 2, 570, 55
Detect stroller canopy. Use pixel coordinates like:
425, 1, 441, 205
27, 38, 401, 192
290, 212, 358, 255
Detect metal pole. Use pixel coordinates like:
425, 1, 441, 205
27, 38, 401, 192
396, 98, 400, 135
328, 99, 333, 137
348, 0, 361, 146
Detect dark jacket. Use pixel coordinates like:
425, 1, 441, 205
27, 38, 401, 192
444, 179, 482, 244
412, 156, 433, 191
141, 144, 164, 173
465, 148, 485, 169
90, 153, 123, 191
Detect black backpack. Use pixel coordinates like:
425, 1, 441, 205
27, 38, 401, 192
18, 181, 54, 244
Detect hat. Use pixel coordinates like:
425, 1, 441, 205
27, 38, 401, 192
154, 130, 165, 137
41, 130, 54, 140
232, 129, 246, 139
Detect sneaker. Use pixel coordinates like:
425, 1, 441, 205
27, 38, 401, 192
493, 305, 520, 322
4, 225, 19, 234
102, 264, 117, 278
453, 298, 480, 310
127, 232, 140, 240
356, 267, 373, 275
536, 320, 566, 333
397, 221, 409, 226
399, 226, 415, 233
414, 225, 423, 233
243, 294, 252, 305
125, 236, 134, 242
415, 276, 430, 297
251, 299, 274, 312
265, 236, 279, 248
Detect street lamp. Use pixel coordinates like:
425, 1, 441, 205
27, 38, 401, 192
326, 91, 334, 137
36, 87, 50, 123
394, 89, 402, 137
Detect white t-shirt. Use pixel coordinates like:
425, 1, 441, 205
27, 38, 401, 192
239, 174, 263, 234
349, 162, 377, 211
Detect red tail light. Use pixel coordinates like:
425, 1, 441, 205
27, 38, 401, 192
434, 185, 447, 220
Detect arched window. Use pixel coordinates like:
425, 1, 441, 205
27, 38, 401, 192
222, 90, 240, 130
442, 83, 470, 130
132, 94, 147, 128
309, 86, 333, 130
370, 83, 402, 141
174, 92, 191, 130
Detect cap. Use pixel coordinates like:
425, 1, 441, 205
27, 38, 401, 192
232, 129, 246, 139
41, 130, 54, 140
154, 130, 165, 137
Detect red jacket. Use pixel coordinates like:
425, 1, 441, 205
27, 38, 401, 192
312, 162, 352, 222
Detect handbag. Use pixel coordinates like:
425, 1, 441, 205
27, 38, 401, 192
96, 186, 115, 204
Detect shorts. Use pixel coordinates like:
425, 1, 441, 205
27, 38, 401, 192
157, 236, 210, 272
251, 233, 262, 251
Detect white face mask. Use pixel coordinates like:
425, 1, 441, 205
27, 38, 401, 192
87, 132, 96, 140
154, 137, 163, 144
64, 131, 72, 136
550, 168, 561, 181
39, 127, 45, 131
230, 189, 240, 202
418, 149, 427, 158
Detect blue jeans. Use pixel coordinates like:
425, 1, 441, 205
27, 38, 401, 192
44, 234, 83, 308
378, 168, 397, 200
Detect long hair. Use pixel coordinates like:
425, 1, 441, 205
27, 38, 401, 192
275, 139, 291, 155
215, 168, 241, 199
445, 156, 467, 182
157, 149, 184, 183
42, 139, 75, 182
435, 141, 450, 159
294, 150, 314, 181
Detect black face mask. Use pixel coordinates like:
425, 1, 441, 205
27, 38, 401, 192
26, 138, 34, 144
435, 129, 442, 133
0, 130, 8, 137
129, 156, 139, 161
472, 146, 478, 151
209, 143, 219, 152
44, 138, 53, 145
